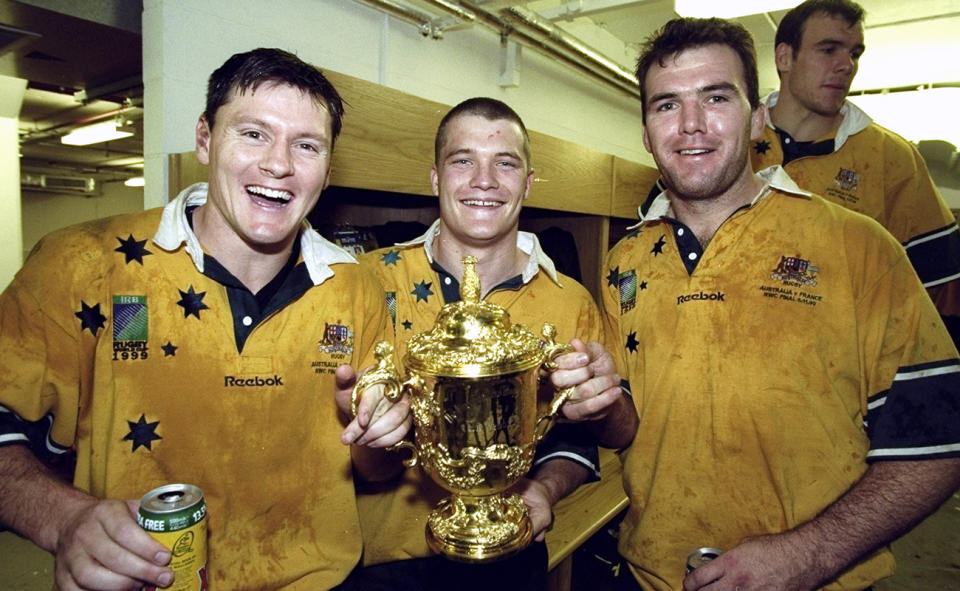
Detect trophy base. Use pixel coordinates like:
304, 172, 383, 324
426, 493, 532, 563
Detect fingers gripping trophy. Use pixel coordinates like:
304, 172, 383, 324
352, 256, 575, 562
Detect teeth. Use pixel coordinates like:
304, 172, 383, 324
680, 149, 710, 155
462, 200, 500, 207
247, 186, 292, 201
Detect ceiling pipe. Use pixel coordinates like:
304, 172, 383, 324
420, 0, 640, 97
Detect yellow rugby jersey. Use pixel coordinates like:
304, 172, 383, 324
355, 221, 604, 565
751, 93, 960, 323
0, 184, 392, 590
603, 168, 960, 591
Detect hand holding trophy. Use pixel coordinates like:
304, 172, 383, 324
352, 256, 575, 562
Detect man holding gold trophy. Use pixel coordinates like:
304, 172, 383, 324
336, 97, 638, 590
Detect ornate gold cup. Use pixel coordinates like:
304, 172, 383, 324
353, 256, 575, 562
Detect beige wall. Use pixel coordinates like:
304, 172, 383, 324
0, 75, 26, 291
20, 183, 144, 255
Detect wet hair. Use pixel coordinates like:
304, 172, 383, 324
434, 97, 531, 167
635, 18, 759, 121
204, 48, 344, 145
775, 0, 865, 54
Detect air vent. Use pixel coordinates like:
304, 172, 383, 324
21, 173, 96, 194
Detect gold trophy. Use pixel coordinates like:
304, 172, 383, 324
353, 256, 575, 562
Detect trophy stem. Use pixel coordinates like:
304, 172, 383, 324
426, 493, 533, 562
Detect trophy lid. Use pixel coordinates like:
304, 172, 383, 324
405, 256, 544, 377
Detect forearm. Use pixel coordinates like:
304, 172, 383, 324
530, 457, 590, 506
0, 444, 95, 552
788, 457, 960, 586
587, 391, 638, 449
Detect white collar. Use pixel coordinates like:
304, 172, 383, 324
397, 219, 562, 286
631, 165, 810, 228
151, 182, 356, 286
762, 91, 872, 151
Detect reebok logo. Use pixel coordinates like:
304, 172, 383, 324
676, 291, 725, 305
224, 375, 284, 387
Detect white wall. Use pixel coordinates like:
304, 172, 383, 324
141, 0, 651, 208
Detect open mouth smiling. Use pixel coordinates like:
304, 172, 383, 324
461, 199, 503, 207
247, 185, 293, 205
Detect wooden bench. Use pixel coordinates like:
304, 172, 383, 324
546, 448, 628, 591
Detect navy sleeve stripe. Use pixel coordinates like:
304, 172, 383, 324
533, 451, 602, 480
0, 433, 30, 446
893, 359, 960, 380
905, 222, 960, 285
904, 222, 958, 249
867, 442, 960, 460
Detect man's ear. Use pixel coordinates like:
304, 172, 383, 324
774, 42, 794, 77
430, 165, 440, 197
196, 116, 212, 166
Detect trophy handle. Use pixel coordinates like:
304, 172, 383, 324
350, 341, 421, 466
535, 323, 576, 442
350, 341, 402, 416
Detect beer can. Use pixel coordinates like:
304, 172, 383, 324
686, 547, 723, 574
138, 484, 208, 591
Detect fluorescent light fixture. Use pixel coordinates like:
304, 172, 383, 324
61, 120, 134, 146
124, 176, 145, 187
674, 0, 800, 18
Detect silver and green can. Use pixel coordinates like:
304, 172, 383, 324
686, 547, 723, 574
138, 483, 208, 591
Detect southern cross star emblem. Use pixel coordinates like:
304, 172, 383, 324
411, 280, 434, 303
114, 234, 153, 265
754, 140, 771, 155
651, 235, 666, 256
401, 320, 413, 330
177, 286, 209, 319
75, 301, 107, 336
161, 341, 178, 356
625, 331, 639, 353
606, 266, 619, 287
380, 250, 401, 266
639, 280, 648, 290
123, 414, 162, 452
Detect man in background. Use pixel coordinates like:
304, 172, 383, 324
752, 0, 960, 343
605, 17, 960, 591
343, 97, 638, 591
0, 48, 407, 590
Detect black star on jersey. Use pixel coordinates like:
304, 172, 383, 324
639, 280, 648, 290
402, 320, 413, 330
625, 331, 639, 353
123, 414, 162, 452
381, 250, 401, 266
162, 341, 178, 356
651, 235, 666, 256
177, 286, 209, 319
75, 301, 106, 336
114, 234, 153, 265
412, 280, 434, 303
606, 266, 619, 287
754, 140, 771, 155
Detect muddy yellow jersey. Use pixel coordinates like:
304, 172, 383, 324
0, 184, 393, 590
355, 222, 604, 565
603, 168, 960, 591
751, 94, 960, 324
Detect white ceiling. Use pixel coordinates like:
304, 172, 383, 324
519, 0, 960, 95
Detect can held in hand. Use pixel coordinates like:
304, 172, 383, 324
138, 483, 208, 591
686, 547, 723, 574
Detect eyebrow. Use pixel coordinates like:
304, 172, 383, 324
647, 82, 739, 106
233, 116, 330, 143
814, 38, 865, 53
443, 147, 522, 161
